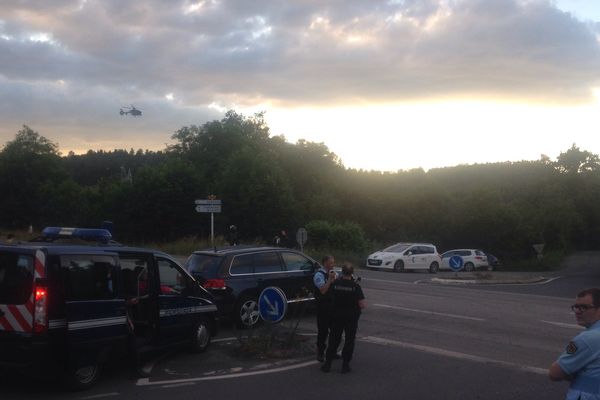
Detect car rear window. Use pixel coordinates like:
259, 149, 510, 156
186, 254, 222, 277
0, 252, 34, 305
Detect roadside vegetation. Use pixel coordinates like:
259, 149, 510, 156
1, 112, 599, 271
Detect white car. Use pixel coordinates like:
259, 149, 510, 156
366, 243, 441, 273
440, 249, 490, 271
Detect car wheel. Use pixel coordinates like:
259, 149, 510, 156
393, 260, 404, 272
428, 262, 439, 274
64, 362, 100, 391
190, 318, 211, 353
237, 296, 260, 328
464, 262, 475, 272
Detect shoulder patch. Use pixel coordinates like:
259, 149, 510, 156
566, 341, 578, 354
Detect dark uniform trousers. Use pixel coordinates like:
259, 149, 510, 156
316, 300, 332, 356
326, 314, 358, 364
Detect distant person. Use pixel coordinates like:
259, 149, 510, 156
273, 234, 281, 247
549, 288, 600, 399
321, 264, 365, 373
280, 230, 289, 247
313, 255, 338, 362
227, 225, 239, 246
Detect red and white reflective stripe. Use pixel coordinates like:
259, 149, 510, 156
0, 304, 33, 332
0, 250, 45, 332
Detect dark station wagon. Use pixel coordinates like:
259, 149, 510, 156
185, 246, 318, 327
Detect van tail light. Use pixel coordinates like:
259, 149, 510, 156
33, 285, 48, 334
202, 279, 226, 290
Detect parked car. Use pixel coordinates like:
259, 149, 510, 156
0, 227, 218, 390
441, 249, 491, 271
185, 246, 318, 328
486, 253, 500, 270
366, 243, 441, 273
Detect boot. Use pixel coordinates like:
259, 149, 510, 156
341, 362, 351, 374
321, 361, 332, 373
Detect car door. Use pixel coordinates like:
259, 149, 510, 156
252, 251, 285, 296
156, 256, 199, 345
403, 246, 421, 270
279, 251, 316, 303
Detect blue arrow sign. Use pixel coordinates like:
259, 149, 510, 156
259, 287, 287, 323
449, 255, 464, 272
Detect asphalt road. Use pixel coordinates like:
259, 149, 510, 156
2, 252, 598, 399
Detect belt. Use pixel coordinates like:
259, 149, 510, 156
571, 375, 600, 394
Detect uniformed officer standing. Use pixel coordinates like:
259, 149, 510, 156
549, 288, 600, 399
321, 265, 365, 373
313, 255, 338, 362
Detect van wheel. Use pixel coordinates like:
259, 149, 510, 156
428, 262, 439, 274
464, 262, 475, 272
237, 296, 260, 328
190, 318, 211, 353
64, 363, 100, 391
393, 260, 404, 272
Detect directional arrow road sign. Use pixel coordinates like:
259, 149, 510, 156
258, 287, 287, 323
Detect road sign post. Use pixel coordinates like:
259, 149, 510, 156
296, 227, 307, 252
195, 197, 222, 247
258, 287, 287, 324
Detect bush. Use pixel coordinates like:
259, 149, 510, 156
305, 220, 369, 252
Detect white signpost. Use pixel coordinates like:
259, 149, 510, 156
195, 198, 222, 247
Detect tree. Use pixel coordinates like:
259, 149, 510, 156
555, 144, 600, 174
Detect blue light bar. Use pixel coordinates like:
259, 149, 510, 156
42, 227, 112, 242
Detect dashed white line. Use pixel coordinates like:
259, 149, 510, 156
373, 303, 486, 321
361, 336, 547, 375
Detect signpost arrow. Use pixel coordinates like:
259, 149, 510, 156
258, 287, 287, 323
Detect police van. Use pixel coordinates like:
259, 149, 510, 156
0, 227, 218, 390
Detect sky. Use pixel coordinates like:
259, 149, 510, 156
1, 0, 600, 172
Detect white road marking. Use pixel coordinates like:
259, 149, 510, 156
213, 336, 237, 343
136, 360, 318, 386
364, 278, 415, 285
373, 303, 486, 321
361, 336, 547, 375
540, 320, 582, 329
79, 393, 120, 399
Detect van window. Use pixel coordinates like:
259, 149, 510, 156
62, 255, 117, 301
253, 252, 282, 273
282, 252, 314, 271
120, 257, 151, 298
0, 253, 34, 305
158, 258, 191, 295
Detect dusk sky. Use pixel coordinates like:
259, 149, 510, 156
1, 0, 599, 171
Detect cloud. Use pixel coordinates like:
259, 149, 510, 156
0, 0, 599, 152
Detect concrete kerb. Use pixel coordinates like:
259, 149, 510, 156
430, 273, 550, 285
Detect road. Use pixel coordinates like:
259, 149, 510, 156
2, 252, 599, 399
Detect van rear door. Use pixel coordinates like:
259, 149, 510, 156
0, 248, 37, 335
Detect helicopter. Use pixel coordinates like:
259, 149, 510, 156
120, 105, 142, 116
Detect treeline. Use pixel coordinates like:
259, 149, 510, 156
1, 110, 599, 262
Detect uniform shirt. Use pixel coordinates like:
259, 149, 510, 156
313, 268, 337, 297
558, 320, 600, 400
330, 278, 365, 319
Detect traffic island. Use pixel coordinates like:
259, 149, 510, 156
233, 324, 315, 360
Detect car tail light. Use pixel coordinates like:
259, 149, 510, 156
33, 285, 48, 334
202, 279, 226, 289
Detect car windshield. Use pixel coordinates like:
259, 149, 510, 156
383, 244, 410, 253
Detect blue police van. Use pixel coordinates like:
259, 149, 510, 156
0, 227, 218, 390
